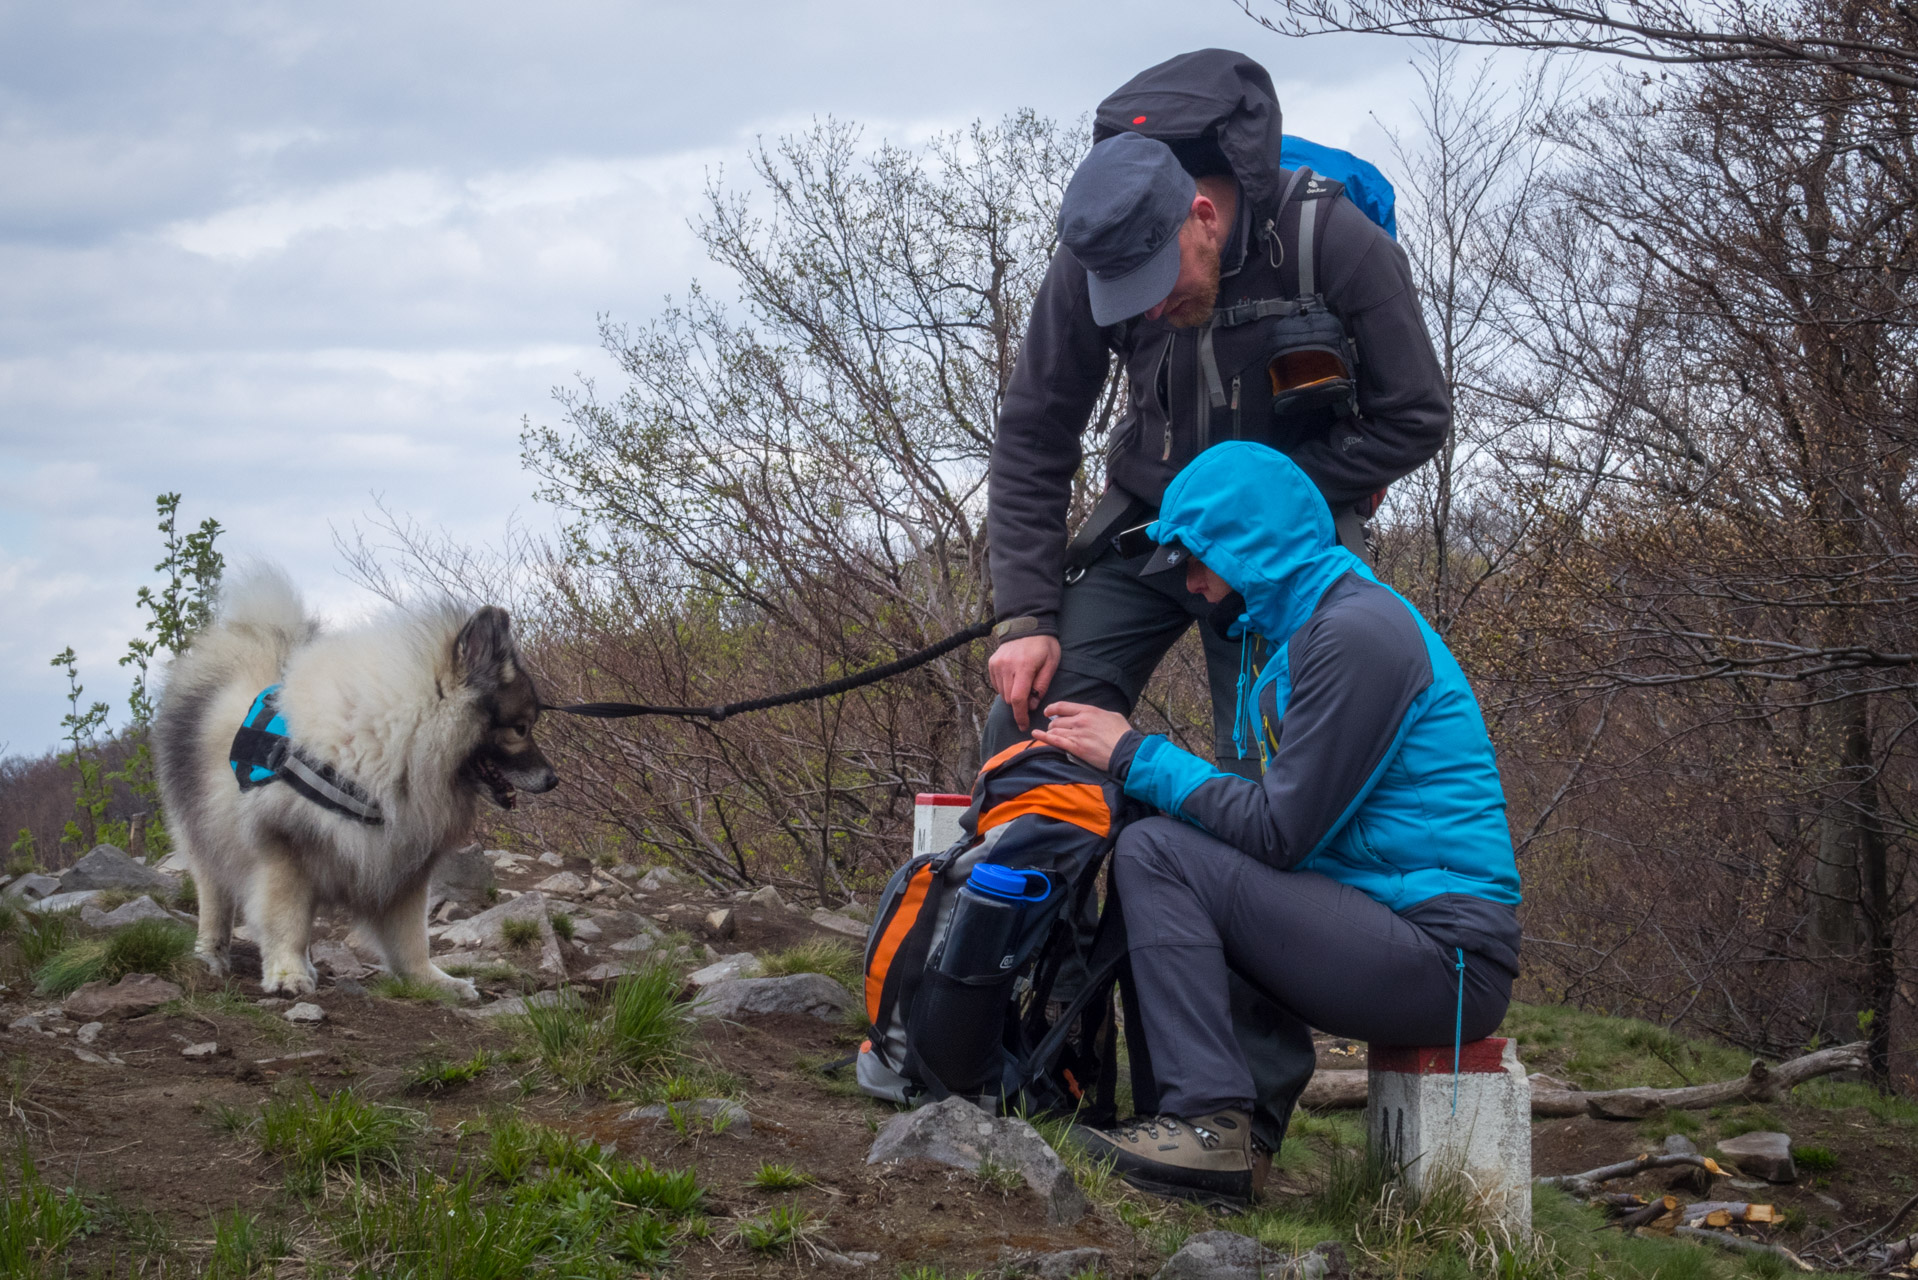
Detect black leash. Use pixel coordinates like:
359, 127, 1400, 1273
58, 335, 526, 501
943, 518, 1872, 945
541, 619, 996, 724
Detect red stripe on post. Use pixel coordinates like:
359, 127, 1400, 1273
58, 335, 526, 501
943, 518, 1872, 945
1368, 1037, 1509, 1076
914, 794, 970, 807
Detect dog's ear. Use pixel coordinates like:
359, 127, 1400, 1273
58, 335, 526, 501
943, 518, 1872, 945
454, 606, 519, 690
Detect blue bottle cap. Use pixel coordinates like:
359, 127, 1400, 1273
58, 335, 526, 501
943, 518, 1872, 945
966, 864, 1049, 901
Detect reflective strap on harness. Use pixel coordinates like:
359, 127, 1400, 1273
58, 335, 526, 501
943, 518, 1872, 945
228, 685, 385, 827
1298, 197, 1319, 299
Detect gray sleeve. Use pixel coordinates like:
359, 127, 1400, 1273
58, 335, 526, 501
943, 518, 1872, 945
1287, 201, 1452, 507
987, 247, 1115, 635
1170, 591, 1433, 867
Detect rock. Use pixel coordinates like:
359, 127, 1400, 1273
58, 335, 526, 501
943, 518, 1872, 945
538, 851, 566, 868
1003, 1247, 1108, 1280
1660, 1131, 1715, 1192
436, 892, 564, 978
462, 990, 573, 1019
577, 962, 644, 983
569, 916, 602, 941
693, 974, 853, 1023
1153, 1233, 1344, 1280
57, 845, 171, 894
8, 1015, 45, 1034
431, 899, 471, 924
622, 1098, 752, 1135
29, 890, 103, 915
2, 873, 61, 901
869, 1096, 1088, 1225
155, 853, 191, 874
62, 973, 183, 1021
283, 1002, 326, 1024
75, 1022, 103, 1046
636, 867, 681, 891
820, 1251, 881, 1270
1662, 1133, 1700, 1156
434, 845, 497, 894
1718, 1131, 1796, 1183
705, 907, 736, 940
72, 1047, 116, 1066
256, 997, 287, 1009
810, 908, 868, 939
310, 941, 373, 980
688, 953, 763, 987
90, 896, 180, 929
534, 871, 587, 896
746, 884, 784, 908
182, 1041, 221, 1060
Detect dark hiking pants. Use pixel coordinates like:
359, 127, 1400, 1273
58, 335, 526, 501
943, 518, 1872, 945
1114, 816, 1513, 1150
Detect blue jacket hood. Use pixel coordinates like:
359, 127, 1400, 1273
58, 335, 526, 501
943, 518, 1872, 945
1148, 442, 1368, 644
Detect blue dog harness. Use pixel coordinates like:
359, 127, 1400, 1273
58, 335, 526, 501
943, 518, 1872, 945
227, 685, 384, 826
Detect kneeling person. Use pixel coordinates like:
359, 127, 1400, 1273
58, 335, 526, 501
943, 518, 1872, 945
1034, 442, 1521, 1208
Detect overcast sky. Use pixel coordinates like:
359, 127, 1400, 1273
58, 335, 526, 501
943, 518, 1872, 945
0, 0, 1430, 758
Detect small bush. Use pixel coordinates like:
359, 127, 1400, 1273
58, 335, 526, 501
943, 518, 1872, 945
500, 917, 542, 949
759, 939, 860, 989
550, 911, 576, 941
34, 917, 194, 996
747, 1161, 812, 1191
256, 1085, 421, 1178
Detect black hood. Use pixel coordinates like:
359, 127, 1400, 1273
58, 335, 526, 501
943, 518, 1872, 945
1093, 50, 1285, 219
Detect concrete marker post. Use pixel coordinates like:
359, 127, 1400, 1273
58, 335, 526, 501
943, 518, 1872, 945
913, 793, 969, 857
1366, 1036, 1532, 1237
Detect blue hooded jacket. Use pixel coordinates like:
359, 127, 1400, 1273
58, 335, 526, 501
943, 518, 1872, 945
1111, 442, 1520, 917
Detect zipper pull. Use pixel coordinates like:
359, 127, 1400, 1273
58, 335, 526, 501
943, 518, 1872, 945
1230, 376, 1241, 439
1162, 424, 1173, 461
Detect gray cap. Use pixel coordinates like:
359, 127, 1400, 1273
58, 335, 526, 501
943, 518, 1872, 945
1058, 133, 1196, 326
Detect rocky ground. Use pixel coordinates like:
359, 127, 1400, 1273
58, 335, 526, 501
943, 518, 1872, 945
2, 845, 1916, 1278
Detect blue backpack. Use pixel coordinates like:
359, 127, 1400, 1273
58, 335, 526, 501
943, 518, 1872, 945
1280, 136, 1397, 240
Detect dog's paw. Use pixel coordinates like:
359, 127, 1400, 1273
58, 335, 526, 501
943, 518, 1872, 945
194, 947, 231, 979
423, 967, 480, 1003
261, 958, 319, 997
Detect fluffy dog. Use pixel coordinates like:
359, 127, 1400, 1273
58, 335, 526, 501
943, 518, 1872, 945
153, 568, 558, 1000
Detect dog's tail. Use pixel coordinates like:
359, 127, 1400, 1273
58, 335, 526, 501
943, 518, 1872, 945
218, 565, 311, 644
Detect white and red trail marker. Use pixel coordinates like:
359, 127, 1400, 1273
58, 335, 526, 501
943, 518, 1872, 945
912, 793, 969, 857
1367, 1036, 1532, 1236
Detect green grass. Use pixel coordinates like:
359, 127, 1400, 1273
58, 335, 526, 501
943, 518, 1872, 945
1793, 1143, 1838, 1172
443, 960, 529, 987
747, 1161, 812, 1191
89, 888, 143, 912
1796, 1077, 1918, 1125
759, 938, 859, 989
726, 1204, 819, 1254
0, 1146, 90, 1278
369, 974, 462, 1004
500, 916, 542, 949
204, 1208, 290, 1280
33, 917, 195, 996
255, 1085, 422, 1179
549, 912, 576, 941
404, 1050, 493, 1092
173, 875, 198, 914
517, 966, 693, 1093
11, 910, 80, 972
1496, 1002, 1751, 1091
165, 983, 298, 1047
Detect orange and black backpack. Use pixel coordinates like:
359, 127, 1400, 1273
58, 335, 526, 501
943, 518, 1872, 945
856, 741, 1138, 1122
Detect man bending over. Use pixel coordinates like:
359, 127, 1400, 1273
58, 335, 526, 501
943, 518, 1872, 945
1034, 442, 1521, 1208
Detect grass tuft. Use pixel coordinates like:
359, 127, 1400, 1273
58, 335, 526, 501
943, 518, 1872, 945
517, 967, 692, 1093
0, 1145, 90, 1276
726, 1203, 819, 1254
34, 917, 195, 996
1792, 1143, 1837, 1172
370, 974, 461, 1004
747, 1161, 812, 1191
256, 1084, 422, 1179
13, 911, 81, 973
204, 1208, 290, 1280
549, 912, 576, 941
404, 1049, 493, 1092
759, 938, 860, 990
500, 916, 542, 949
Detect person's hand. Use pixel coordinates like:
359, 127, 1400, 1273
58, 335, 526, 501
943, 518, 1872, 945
1033, 701, 1132, 772
989, 634, 1061, 733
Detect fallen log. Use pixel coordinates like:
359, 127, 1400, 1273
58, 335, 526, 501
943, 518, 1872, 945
1683, 1202, 1780, 1227
1530, 1041, 1869, 1119
1673, 1226, 1813, 1271
1299, 1042, 1869, 1117
1538, 1153, 1724, 1199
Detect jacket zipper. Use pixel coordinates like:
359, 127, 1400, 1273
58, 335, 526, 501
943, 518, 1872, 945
1231, 376, 1241, 439
1196, 332, 1211, 454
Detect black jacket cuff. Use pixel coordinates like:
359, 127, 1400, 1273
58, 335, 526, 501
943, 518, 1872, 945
1106, 729, 1146, 785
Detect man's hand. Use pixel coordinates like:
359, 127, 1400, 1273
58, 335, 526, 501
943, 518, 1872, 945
1033, 701, 1132, 772
989, 634, 1061, 733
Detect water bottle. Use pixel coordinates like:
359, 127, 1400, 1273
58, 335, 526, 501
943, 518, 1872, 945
937, 864, 1052, 979
911, 864, 1053, 1096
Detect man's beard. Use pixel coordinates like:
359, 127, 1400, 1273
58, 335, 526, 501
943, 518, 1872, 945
1164, 250, 1222, 328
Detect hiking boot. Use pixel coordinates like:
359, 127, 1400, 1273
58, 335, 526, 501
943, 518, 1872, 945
1076, 1108, 1256, 1208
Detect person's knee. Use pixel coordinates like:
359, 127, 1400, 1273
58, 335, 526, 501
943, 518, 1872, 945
1114, 816, 1189, 885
